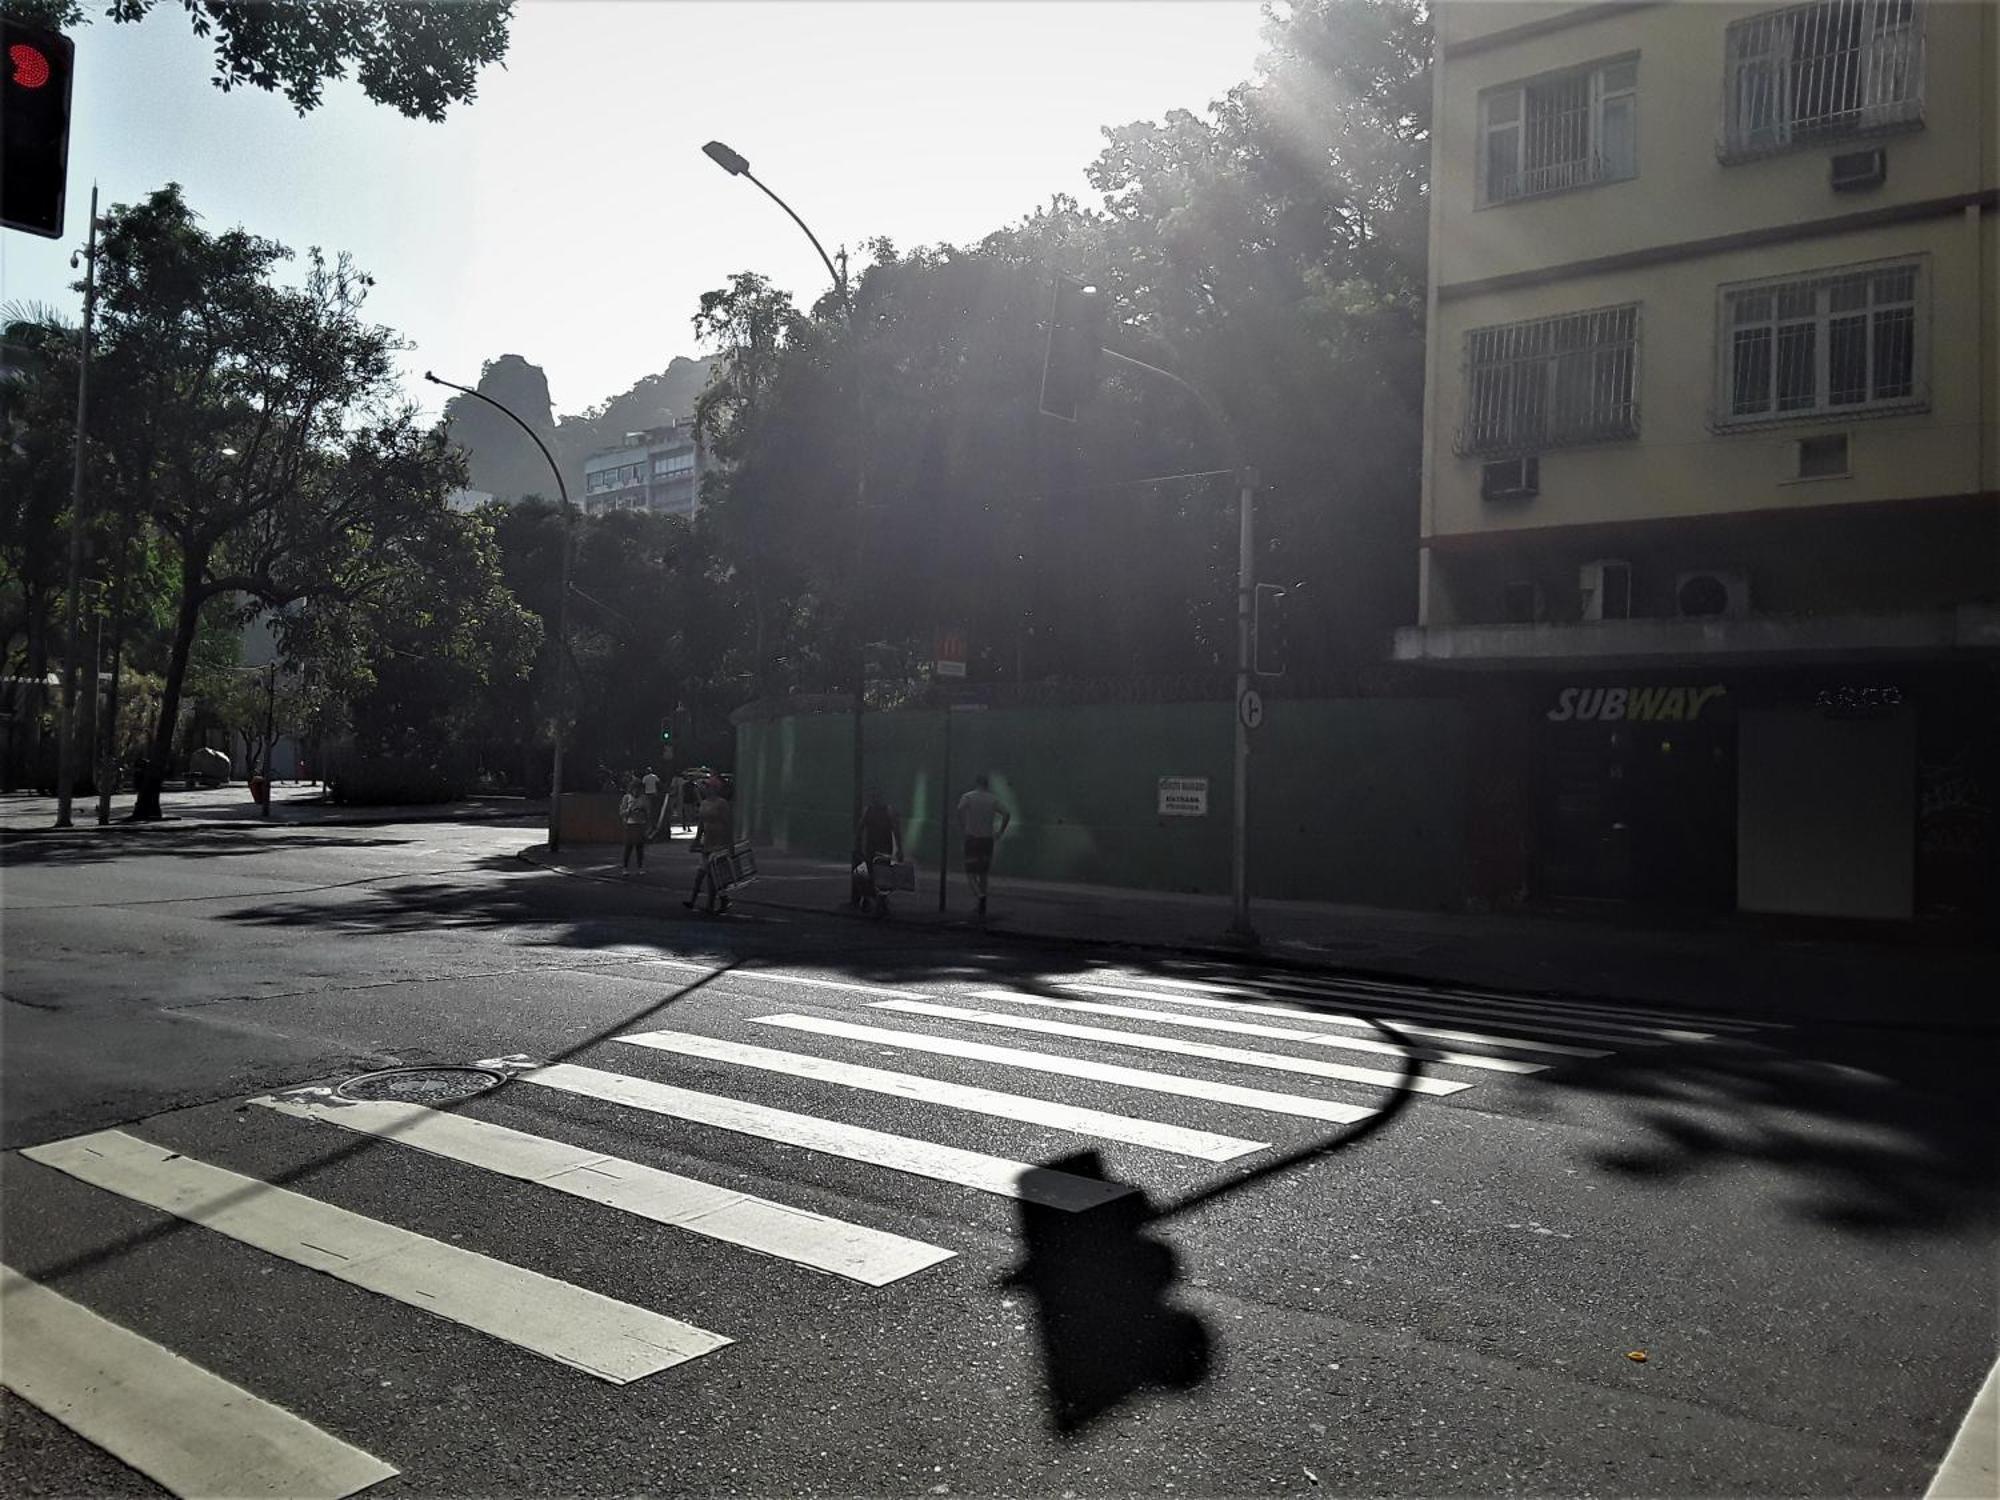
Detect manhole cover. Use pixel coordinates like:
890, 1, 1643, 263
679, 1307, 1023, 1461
334, 1066, 505, 1104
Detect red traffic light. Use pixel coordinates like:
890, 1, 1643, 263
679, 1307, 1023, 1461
9, 42, 50, 88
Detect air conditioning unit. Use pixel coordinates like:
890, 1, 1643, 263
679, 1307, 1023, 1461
1830, 147, 1887, 192
1579, 559, 1633, 622
1480, 455, 1540, 502
1675, 570, 1750, 620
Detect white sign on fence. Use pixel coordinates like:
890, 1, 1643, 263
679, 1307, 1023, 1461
1157, 776, 1209, 817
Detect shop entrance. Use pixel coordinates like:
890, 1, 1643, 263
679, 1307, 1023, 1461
1534, 684, 1737, 910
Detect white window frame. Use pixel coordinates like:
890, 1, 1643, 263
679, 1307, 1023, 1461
1720, 0, 1926, 161
1458, 303, 1643, 457
1478, 53, 1639, 207
1714, 256, 1928, 429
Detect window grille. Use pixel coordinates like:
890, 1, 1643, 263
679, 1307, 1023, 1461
1482, 57, 1637, 204
1721, 260, 1922, 423
1722, 0, 1924, 159
1460, 305, 1640, 455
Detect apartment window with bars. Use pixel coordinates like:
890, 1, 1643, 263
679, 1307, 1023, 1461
1480, 56, 1637, 205
1460, 305, 1641, 456
1722, 0, 1925, 159
1721, 260, 1923, 423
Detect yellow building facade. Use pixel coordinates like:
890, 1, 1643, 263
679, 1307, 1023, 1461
1397, 0, 1998, 922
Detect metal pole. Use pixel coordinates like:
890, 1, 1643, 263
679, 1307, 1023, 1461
53, 185, 99, 829
937, 703, 952, 913
1228, 467, 1259, 944
261, 660, 277, 818
422, 372, 572, 852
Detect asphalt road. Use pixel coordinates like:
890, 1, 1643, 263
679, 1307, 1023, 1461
2, 815, 1995, 1497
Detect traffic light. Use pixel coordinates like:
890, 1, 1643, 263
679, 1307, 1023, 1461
2, 21, 74, 239
1039, 274, 1106, 422
659, 717, 674, 744
1254, 583, 1290, 677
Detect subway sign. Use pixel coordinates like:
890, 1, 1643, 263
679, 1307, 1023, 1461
1548, 685, 1727, 723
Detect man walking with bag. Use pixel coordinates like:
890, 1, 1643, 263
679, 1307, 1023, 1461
956, 773, 1011, 919
683, 778, 736, 914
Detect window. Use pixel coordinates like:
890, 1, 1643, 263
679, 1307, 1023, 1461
1480, 56, 1637, 204
1722, 0, 1924, 160
1460, 305, 1640, 456
1721, 260, 1922, 424
653, 450, 696, 478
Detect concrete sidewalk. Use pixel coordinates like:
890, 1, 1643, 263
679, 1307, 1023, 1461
0, 784, 545, 835
524, 838, 1999, 1029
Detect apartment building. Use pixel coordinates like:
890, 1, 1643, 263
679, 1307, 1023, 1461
581, 420, 706, 518
1395, 0, 1997, 922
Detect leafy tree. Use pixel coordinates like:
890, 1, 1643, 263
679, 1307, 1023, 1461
88, 184, 469, 817
1, 0, 513, 120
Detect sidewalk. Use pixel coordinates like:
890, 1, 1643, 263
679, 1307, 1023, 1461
524, 838, 1999, 1029
0, 784, 545, 835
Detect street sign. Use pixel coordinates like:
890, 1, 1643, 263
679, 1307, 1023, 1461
1158, 776, 1208, 816
1237, 689, 1264, 731
934, 626, 967, 679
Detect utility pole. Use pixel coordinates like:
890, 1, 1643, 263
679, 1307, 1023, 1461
261, 659, 277, 819
52, 183, 97, 829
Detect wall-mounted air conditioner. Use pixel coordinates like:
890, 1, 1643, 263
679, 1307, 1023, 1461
1830, 148, 1887, 192
1675, 570, 1750, 620
1480, 455, 1539, 502
1579, 559, 1633, 622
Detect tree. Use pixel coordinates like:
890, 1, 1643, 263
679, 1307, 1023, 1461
0, 0, 512, 120
88, 184, 469, 817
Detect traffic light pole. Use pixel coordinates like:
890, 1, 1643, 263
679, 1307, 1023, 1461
423, 372, 573, 852
1097, 346, 1260, 945
53, 184, 97, 829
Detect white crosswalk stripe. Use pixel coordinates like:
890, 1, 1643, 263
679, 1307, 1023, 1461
969, 987, 1547, 1073
21, 1129, 732, 1383
867, 999, 1472, 1095
611, 1027, 1268, 1161
495, 1058, 1133, 1211
251, 1089, 954, 1286
752, 1012, 1381, 1124
1058, 981, 1612, 1058
1, 1264, 398, 1499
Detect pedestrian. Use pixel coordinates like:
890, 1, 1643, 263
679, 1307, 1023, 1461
641, 766, 663, 839
684, 778, 736, 914
851, 787, 903, 908
955, 772, 1012, 918
618, 776, 650, 875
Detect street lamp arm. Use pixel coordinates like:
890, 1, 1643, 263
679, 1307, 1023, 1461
743, 172, 848, 306
422, 372, 570, 509
1099, 347, 1244, 474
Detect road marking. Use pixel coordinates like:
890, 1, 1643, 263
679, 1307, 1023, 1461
613, 1029, 1265, 1162
869, 999, 1470, 1096
505, 1060, 1129, 1211
753, 1013, 1380, 1125
981, 989, 1545, 1074
1124, 974, 1681, 1047
635, 961, 932, 1001
20, 1131, 730, 1384
1926, 1351, 1999, 1498
1135, 966, 1773, 1035
251, 1091, 952, 1287
1060, 982, 1612, 1059
1, 1264, 397, 1499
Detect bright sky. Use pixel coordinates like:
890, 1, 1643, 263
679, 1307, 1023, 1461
0, 1, 1268, 420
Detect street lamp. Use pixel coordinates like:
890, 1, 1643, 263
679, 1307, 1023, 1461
701, 138, 869, 836
423, 371, 576, 853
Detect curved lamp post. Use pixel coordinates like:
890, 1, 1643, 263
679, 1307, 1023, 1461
424, 371, 576, 853
702, 139, 869, 837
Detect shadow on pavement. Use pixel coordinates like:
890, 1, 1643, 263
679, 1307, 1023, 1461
0, 827, 415, 870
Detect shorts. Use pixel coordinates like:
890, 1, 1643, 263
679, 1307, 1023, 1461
963, 835, 994, 874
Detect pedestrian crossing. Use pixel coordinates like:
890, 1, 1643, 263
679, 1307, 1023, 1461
3, 958, 1787, 1496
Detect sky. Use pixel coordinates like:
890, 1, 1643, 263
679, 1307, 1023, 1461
1, 1, 1270, 421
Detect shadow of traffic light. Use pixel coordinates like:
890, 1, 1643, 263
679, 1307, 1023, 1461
1003, 1150, 1210, 1435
